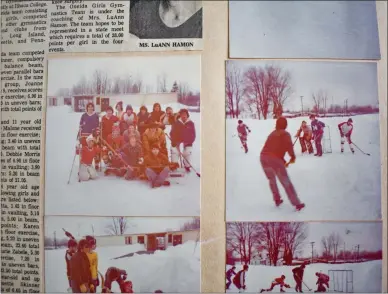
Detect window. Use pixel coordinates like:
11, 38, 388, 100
96, 97, 100, 105
168, 234, 172, 243
125, 236, 132, 244
137, 236, 144, 244
64, 98, 72, 105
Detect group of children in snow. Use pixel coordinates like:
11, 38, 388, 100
236, 115, 355, 212
65, 232, 165, 293
76, 101, 196, 188
226, 263, 331, 293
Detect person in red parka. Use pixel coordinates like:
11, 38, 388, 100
107, 123, 125, 151
69, 239, 92, 293
237, 120, 251, 153
101, 106, 119, 141
233, 264, 249, 292
169, 109, 196, 172
292, 264, 306, 292
65, 239, 78, 292
79, 135, 101, 182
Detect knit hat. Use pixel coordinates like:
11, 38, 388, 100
126, 105, 133, 111
275, 117, 288, 130
243, 264, 249, 270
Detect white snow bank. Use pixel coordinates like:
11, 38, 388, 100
45, 241, 200, 293
226, 114, 381, 221
44, 106, 200, 217
226, 260, 382, 293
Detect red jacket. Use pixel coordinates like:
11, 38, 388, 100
107, 135, 125, 151
101, 115, 119, 140
81, 146, 101, 165
261, 130, 296, 162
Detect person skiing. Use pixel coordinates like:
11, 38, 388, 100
69, 239, 92, 293
122, 105, 138, 132
260, 275, 291, 293
137, 105, 150, 137
170, 109, 196, 172
101, 106, 119, 141
260, 117, 305, 211
85, 236, 99, 293
310, 114, 325, 157
232, 264, 249, 292
295, 121, 313, 154
102, 267, 128, 293
79, 102, 100, 145
338, 118, 355, 154
315, 272, 330, 292
237, 120, 251, 153
144, 144, 179, 188
79, 135, 101, 182
226, 266, 237, 290
119, 135, 145, 180
65, 239, 78, 293
142, 123, 168, 157
292, 264, 306, 292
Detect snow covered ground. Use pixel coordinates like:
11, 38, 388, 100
226, 114, 381, 221
44, 105, 200, 216
226, 260, 382, 293
45, 241, 200, 293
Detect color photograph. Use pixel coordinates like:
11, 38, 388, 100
226, 60, 381, 221
45, 55, 201, 216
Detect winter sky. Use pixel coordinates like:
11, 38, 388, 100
229, 1, 380, 59
47, 55, 201, 96
227, 60, 379, 112
299, 222, 383, 258
45, 216, 198, 239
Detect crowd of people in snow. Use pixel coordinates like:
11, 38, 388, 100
75, 101, 196, 188
64, 231, 165, 293
235, 115, 356, 212
226, 263, 331, 293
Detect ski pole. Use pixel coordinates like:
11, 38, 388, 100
165, 133, 200, 178
352, 142, 371, 156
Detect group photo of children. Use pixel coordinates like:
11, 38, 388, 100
44, 55, 201, 217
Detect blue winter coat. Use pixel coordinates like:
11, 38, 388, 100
311, 119, 325, 136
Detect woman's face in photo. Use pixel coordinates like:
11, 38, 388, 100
87, 105, 94, 113
159, 0, 202, 28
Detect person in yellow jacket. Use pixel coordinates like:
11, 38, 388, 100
86, 236, 99, 293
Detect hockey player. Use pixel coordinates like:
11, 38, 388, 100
79, 103, 100, 145
107, 123, 125, 151
65, 239, 78, 293
338, 118, 355, 154
232, 264, 249, 292
114, 101, 125, 120
160, 106, 178, 128
226, 266, 237, 290
260, 275, 291, 293
148, 103, 165, 129
137, 106, 150, 137
123, 123, 141, 145
310, 114, 325, 157
70, 239, 92, 293
79, 135, 101, 182
260, 117, 305, 211
237, 120, 251, 153
119, 135, 145, 180
85, 236, 99, 293
170, 109, 196, 172
292, 264, 306, 292
315, 272, 330, 292
101, 106, 119, 141
143, 123, 168, 157
295, 121, 313, 154
102, 267, 128, 293
122, 105, 138, 132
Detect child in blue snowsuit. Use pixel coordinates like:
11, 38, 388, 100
309, 115, 325, 157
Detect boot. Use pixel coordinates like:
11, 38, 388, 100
296, 203, 305, 211
163, 181, 171, 186
185, 167, 191, 173
260, 290, 265, 293
275, 199, 284, 207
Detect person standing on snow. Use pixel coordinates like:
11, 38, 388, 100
226, 266, 237, 290
79, 135, 101, 182
295, 121, 313, 154
237, 120, 251, 153
79, 102, 100, 145
114, 101, 125, 121
85, 236, 99, 293
260, 275, 291, 293
101, 106, 119, 141
260, 117, 305, 211
65, 239, 78, 293
310, 114, 325, 157
232, 264, 249, 292
292, 264, 306, 293
69, 239, 92, 293
122, 105, 138, 132
170, 109, 196, 172
338, 118, 355, 154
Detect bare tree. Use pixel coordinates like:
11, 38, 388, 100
178, 82, 190, 104
72, 76, 90, 95
112, 77, 121, 94
227, 222, 262, 264
321, 232, 343, 261
157, 72, 168, 93
226, 63, 244, 118
121, 74, 133, 94
266, 65, 292, 118
312, 89, 328, 115
282, 223, 308, 265
260, 222, 286, 266
105, 217, 129, 236
91, 70, 109, 95
180, 218, 200, 231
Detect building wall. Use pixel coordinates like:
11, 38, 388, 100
181, 230, 199, 243
95, 235, 126, 247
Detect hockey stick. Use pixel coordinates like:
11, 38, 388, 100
67, 128, 82, 184
352, 142, 371, 156
302, 281, 312, 291
292, 137, 298, 146
165, 133, 200, 178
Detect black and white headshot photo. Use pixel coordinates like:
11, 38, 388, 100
129, 0, 202, 39
229, 1, 381, 59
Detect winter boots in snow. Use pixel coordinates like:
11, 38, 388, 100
296, 203, 305, 211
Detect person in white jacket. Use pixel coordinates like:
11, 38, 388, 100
338, 118, 355, 154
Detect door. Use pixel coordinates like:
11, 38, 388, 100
101, 98, 110, 112
172, 234, 182, 246
147, 235, 157, 251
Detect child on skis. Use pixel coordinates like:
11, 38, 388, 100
338, 118, 355, 154
292, 264, 306, 293
260, 275, 290, 293
79, 135, 101, 182
85, 236, 99, 293
170, 109, 196, 172
260, 117, 305, 211
310, 114, 325, 157
295, 121, 313, 154
65, 239, 78, 293
226, 266, 237, 290
237, 120, 251, 153
232, 264, 249, 292
315, 272, 330, 292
